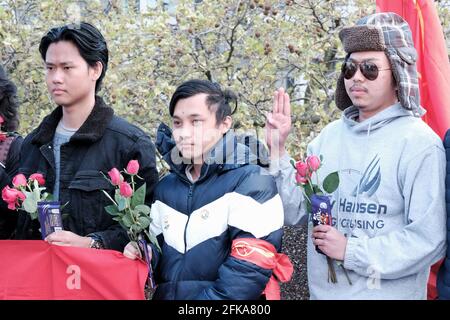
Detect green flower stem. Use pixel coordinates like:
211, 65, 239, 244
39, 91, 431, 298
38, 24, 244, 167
128, 232, 137, 243
129, 206, 137, 224
126, 199, 140, 242
340, 264, 353, 285
327, 257, 337, 284
301, 189, 311, 204
127, 207, 138, 243
307, 177, 315, 195
315, 171, 320, 191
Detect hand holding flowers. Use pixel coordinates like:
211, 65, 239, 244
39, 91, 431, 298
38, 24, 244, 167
102, 160, 158, 289
2, 173, 49, 219
2, 173, 64, 240
102, 160, 157, 246
292, 155, 351, 285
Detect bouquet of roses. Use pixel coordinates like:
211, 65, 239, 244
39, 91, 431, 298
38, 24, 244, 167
2, 173, 62, 238
102, 160, 159, 289
292, 155, 351, 285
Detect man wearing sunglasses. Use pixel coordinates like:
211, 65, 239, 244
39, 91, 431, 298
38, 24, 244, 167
266, 12, 446, 299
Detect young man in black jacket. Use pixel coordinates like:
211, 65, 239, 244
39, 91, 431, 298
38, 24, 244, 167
15, 22, 158, 251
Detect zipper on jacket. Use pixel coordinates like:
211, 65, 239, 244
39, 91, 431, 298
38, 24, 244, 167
184, 184, 195, 253
174, 183, 194, 293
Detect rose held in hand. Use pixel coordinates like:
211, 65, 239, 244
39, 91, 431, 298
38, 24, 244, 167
295, 172, 308, 184
29, 173, 45, 186
295, 161, 310, 184
126, 160, 139, 175
2, 173, 53, 220
12, 174, 27, 188
295, 161, 309, 177
2, 186, 25, 210
108, 168, 122, 186
119, 181, 133, 198
291, 154, 347, 285
102, 159, 160, 252
306, 155, 321, 172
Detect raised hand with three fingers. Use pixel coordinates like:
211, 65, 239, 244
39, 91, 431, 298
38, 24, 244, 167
265, 87, 292, 159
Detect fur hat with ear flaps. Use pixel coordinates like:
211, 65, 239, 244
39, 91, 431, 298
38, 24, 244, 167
335, 12, 425, 117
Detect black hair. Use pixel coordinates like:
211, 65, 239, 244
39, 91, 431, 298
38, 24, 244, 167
169, 79, 237, 125
0, 65, 20, 132
39, 22, 108, 93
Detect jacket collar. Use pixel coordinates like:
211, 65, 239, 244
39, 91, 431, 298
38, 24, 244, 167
32, 96, 114, 145
156, 123, 258, 183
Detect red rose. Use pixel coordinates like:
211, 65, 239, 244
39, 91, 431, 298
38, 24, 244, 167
29, 173, 46, 186
0, 133, 6, 142
295, 161, 309, 178
2, 186, 25, 210
2, 186, 18, 203
12, 174, 27, 188
295, 172, 308, 185
306, 155, 321, 172
126, 160, 139, 175
0, 115, 4, 125
108, 168, 122, 186
119, 181, 133, 198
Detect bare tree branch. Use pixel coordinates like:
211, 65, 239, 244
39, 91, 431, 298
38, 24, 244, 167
307, 0, 328, 33
226, 1, 247, 63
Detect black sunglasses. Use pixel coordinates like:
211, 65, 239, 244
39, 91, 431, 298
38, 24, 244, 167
342, 61, 391, 81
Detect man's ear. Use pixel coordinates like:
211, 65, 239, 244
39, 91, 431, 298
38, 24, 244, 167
90, 61, 103, 81
221, 116, 232, 134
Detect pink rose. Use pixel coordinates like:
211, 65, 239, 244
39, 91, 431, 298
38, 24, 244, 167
2, 186, 18, 203
17, 190, 26, 201
0, 115, 4, 124
306, 155, 321, 172
119, 181, 133, 198
126, 160, 140, 175
295, 161, 309, 177
6, 201, 16, 210
29, 173, 45, 186
2, 186, 25, 210
12, 174, 27, 188
295, 173, 308, 185
108, 168, 122, 186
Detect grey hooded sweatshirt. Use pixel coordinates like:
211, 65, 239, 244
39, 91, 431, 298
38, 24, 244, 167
270, 103, 446, 299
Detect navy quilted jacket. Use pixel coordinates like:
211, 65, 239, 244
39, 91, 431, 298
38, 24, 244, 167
150, 123, 284, 300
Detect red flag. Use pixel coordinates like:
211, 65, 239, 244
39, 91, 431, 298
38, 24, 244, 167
0, 240, 148, 300
376, 0, 450, 139
376, 0, 450, 299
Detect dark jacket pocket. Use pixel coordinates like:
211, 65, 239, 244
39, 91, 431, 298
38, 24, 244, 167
69, 170, 113, 192
67, 170, 115, 234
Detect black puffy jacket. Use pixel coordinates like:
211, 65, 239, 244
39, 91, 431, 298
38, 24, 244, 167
15, 96, 159, 251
